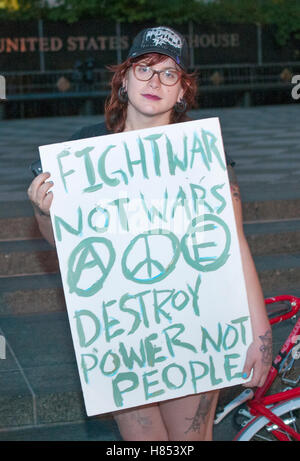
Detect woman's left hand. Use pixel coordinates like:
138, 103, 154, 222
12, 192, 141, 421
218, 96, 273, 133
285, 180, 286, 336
242, 327, 272, 388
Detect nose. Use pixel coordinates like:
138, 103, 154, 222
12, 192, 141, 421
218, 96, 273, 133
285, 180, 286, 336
148, 72, 161, 88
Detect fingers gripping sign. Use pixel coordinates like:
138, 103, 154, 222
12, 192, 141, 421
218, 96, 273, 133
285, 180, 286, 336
27, 172, 54, 217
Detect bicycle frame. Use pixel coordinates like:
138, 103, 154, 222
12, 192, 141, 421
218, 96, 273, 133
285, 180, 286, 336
241, 295, 300, 441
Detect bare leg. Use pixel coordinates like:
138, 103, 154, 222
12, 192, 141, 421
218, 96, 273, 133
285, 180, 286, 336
159, 390, 220, 441
113, 403, 169, 441
113, 390, 219, 441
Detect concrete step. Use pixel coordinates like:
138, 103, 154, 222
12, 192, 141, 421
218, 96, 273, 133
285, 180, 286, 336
0, 272, 300, 318
244, 219, 300, 256
0, 216, 41, 241
0, 311, 82, 429
0, 273, 65, 317
0, 200, 34, 220
254, 253, 300, 292
1, 198, 300, 240
1, 219, 300, 277
243, 198, 300, 222
0, 246, 300, 317
0, 239, 58, 277
0, 311, 120, 433
0, 419, 121, 441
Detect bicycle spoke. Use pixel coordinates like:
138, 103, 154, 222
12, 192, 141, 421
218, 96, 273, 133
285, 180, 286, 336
253, 433, 273, 441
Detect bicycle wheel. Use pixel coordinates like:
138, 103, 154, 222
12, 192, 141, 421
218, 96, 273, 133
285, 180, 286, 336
234, 397, 300, 441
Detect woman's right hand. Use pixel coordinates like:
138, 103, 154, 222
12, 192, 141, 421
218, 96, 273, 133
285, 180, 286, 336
27, 172, 54, 217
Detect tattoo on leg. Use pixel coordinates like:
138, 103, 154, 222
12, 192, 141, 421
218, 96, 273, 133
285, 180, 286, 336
133, 411, 153, 428
184, 395, 213, 434
114, 408, 153, 431
259, 329, 272, 365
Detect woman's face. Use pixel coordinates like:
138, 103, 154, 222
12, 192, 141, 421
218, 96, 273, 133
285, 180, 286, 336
124, 55, 184, 123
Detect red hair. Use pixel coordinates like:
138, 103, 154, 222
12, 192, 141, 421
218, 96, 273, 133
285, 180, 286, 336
105, 53, 198, 133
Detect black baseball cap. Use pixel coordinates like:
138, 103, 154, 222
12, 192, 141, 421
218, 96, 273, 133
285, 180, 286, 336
127, 26, 189, 71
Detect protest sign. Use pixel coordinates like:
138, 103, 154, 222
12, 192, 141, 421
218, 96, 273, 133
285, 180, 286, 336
39, 118, 252, 416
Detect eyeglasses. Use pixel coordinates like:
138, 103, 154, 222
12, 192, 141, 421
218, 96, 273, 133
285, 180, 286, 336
132, 63, 181, 86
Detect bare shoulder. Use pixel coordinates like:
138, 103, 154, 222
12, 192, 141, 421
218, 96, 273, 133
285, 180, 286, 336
227, 165, 241, 203
227, 165, 245, 234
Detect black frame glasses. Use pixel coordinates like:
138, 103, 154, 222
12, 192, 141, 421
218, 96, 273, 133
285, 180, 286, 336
132, 63, 181, 86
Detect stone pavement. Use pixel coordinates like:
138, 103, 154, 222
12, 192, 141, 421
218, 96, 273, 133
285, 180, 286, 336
0, 104, 299, 441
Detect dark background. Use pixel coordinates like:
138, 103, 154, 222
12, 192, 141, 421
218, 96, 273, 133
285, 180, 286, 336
1, 20, 299, 72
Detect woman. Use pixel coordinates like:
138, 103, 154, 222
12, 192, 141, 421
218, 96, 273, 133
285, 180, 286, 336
27, 26, 272, 441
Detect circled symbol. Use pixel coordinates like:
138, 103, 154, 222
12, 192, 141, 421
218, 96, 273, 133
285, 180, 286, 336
121, 230, 180, 284
67, 237, 115, 297
181, 214, 231, 272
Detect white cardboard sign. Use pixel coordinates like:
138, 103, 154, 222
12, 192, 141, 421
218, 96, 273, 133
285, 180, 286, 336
39, 118, 252, 416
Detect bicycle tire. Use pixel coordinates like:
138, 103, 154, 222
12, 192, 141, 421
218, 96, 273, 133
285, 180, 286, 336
234, 397, 300, 441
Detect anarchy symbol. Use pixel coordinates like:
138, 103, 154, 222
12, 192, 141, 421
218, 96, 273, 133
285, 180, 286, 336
67, 237, 115, 297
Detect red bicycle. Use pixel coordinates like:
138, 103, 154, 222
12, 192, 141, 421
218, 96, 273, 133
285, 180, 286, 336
214, 295, 300, 441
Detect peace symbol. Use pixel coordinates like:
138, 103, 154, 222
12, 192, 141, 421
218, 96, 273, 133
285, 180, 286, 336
121, 230, 180, 284
67, 236, 116, 297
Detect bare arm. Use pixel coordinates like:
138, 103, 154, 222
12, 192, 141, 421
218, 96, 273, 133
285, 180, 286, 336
228, 165, 272, 387
27, 172, 56, 247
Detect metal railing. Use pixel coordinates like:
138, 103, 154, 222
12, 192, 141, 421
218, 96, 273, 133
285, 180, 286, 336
3, 69, 112, 99
1, 62, 298, 119
3, 62, 299, 98
195, 62, 300, 89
